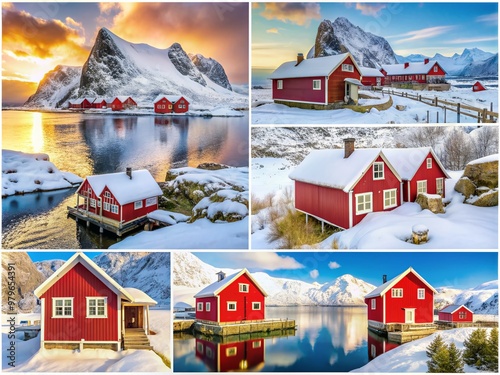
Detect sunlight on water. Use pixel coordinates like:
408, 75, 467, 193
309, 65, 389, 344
31, 112, 44, 152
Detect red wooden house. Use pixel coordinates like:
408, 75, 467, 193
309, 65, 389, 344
73, 168, 162, 233
269, 52, 363, 106
34, 252, 157, 351
69, 98, 94, 109
360, 67, 385, 86
153, 95, 190, 114
381, 59, 447, 84
438, 304, 474, 323
365, 267, 438, 332
92, 98, 107, 109
194, 269, 267, 324
472, 81, 487, 92
367, 330, 399, 360
110, 96, 137, 111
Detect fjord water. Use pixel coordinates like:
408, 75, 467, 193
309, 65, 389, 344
173, 306, 399, 372
2, 110, 248, 249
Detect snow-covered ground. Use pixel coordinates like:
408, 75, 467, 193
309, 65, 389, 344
2, 150, 82, 196
2, 311, 171, 372
252, 86, 498, 124
352, 328, 495, 373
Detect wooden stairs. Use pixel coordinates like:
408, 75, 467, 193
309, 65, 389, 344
123, 328, 153, 350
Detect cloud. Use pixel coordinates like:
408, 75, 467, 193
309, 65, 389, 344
449, 36, 498, 44
202, 252, 305, 271
328, 261, 341, 269
2, 79, 38, 105
266, 28, 279, 34
310, 269, 319, 279
260, 3, 321, 26
391, 26, 456, 44
355, 3, 387, 17
476, 13, 498, 24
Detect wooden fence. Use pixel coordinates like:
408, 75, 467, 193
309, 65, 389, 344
380, 89, 498, 123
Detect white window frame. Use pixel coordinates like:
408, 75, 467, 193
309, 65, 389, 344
196, 341, 204, 353
110, 204, 118, 214
417, 180, 427, 194
103, 202, 110, 211
371, 299, 376, 310
206, 346, 214, 358
277, 80, 283, 89
426, 157, 432, 169
227, 301, 237, 311
197, 302, 203, 311
239, 283, 249, 293
252, 340, 262, 349
134, 200, 143, 210
52, 297, 74, 318
383, 189, 397, 209
90, 198, 96, 208
104, 191, 111, 198
433, 65, 438, 72
391, 288, 403, 298
371, 344, 376, 358
205, 302, 211, 312
342, 63, 354, 72
146, 197, 157, 207
459, 311, 467, 319
436, 178, 444, 196
355, 192, 373, 215
226, 347, 237, 356
373, 162, 385, 180
312, 79, 321, 90
417, 288, 425, 300
252, 302, 261, 310
86, 297, 108, 318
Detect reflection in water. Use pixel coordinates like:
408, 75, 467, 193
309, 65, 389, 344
367, 330, 400, 361
31, 112, 44, 152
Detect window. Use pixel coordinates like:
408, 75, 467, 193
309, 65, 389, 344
391, 288, 403, 298
103, 202, 110, 211
277, 80, 283, 89
197, 302, 203, 311
436, 178, 444, 196
418, 288, 426, 299
206, 346, 214, 358
111, 204, 118, 214
356, 193, 373, 215
384, 189, 397, 209
417, 180, 427, 194
168, 105, 172, 109
97, 200, 101, 207
53, 298, 73, 317
146, 197, 157, 207
196, 342, 204, 354
252, 302, 261, 310
459, 311, 467, 319
433, 66, 438, 72
227, 302, 237, 311
371, 299, 376, 310
371, 344, 376, 358
252, 341, 262, 349
104, 191, 111, 198
373, 162, 384, 180
134, 200, 143, 210
239, 284, 249, 293
313, 79, 321, 90
205, 302, 211, 312
427, 158, 432, 169
342, 64, 354, 72
90, 198, 96, 208
226, 347, 237, 356
87, 297, 107, 318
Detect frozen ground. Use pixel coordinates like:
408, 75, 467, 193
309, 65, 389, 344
252, 86, 498, 124
352, 328, 495, 373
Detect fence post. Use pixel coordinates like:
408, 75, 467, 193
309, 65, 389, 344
435, 97, 438, 106
478, 110, 481, 123
444, 107, 447, 123
418, 95, 421, 101
437, 112, 439, 123
482, 108, 487, 123
427, 110, 429, 123
457, 103, 461, 123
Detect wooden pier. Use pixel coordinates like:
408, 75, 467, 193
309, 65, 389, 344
173, 319, 296, 337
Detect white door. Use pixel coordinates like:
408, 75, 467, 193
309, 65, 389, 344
405, 309, 415, 323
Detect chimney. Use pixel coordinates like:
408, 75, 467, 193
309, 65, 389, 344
216, 271, 226, 282
126, 167, 132, 180
343, 138, 355, 158
383, 275, 387, 283
404, 62, 409, 69
296, 53, 304, 66
424, 58, 430, 64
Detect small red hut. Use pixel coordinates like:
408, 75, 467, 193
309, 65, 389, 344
438, 304, 474, 323
93, 98, 108, 109
110, 96, 137, 111
381, 59, 447, 84
194, 269, 267, 324
69, 98, 94, 109
360, 67, 385, 86
153, 95, 190, 114
472, 81, 487, 92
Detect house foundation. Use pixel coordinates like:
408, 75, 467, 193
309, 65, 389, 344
192, 319, 296, 337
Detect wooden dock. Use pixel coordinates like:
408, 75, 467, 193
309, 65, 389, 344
387, 328, 437, 344
194, 319, 296, 337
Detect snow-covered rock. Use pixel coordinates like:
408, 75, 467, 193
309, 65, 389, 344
190, 53, 232, 91
35, 259, 65, 278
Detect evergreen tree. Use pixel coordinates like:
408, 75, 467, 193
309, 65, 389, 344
427, 345, 450, 373
463, 328, 487, 368
484, 327, 498, 372
426, 334, 446, 358
446, 342, 464, 373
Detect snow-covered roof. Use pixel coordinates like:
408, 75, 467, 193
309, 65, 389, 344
194, 268, 268, 298
79, 169, 162, 205
269, 53, 360, 79
381, 60, 446, 75
439, 304, 474, 314
382, 147, 450, 180
153, 94, 191, 104
360, 67, 385, 78
69, 98, 90, 105
289, 149, 401, 192
345, 78, 362, 86
365, 267, 438, 298
123, 287, 157, 305
94, 97, 107, 103
114, 96, 134, 103
467, 153, 498, 165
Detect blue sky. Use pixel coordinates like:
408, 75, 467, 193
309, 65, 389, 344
253, 2, 498, 68
27, 251, 102, 263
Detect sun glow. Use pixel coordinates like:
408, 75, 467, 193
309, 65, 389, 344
31, 112, 44, 153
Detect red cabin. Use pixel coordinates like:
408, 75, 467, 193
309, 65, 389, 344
360, 67, 385, 86
381, 59, 447, 84
110, 96, 137, 111
92, 98, 107, 109
270, 52, 363, 106
153, 95, 190, 114
74, 168, 162, 230
194, 269, 267, 324
34, 252, 157, 351
472, 81, 487, 92
438, 304, 474, 323
365, 267, 437, 332
69, 98, 94, 109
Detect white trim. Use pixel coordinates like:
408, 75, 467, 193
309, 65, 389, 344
277, 79, 283, 89
312, 79, 321, 90
145, 197, 157, 207
217, 295, 220, 323
348, 190, 353, 228
436, 178, 444, 196
370, 299, 376, 310
417, 288, 426, 300
273, 98, 327, 105
383, 294, 386, 324
383, 188, 398, 209
417, 180, 427, 194
52, 297, 74, 318
404, 308, 416, 323
373, 162, 385, 180
400, 181, 404, 204
391, 288, 403, 298
226, 347, 237, 357
426, 158, 432, 169
252, 302, 261, 310
134, 200, 143, 210
86, 297, 108, 318
365, 267, 438, 298
239, 283, 249, 293
41, 298, 45, 344
205, 302, 211, 312
342, 63, 354, 72
117, 296, 121, 344
325, 76, 328, 104
197, 302, 203, 311
227, 301, 237, 311
407, 181, 411, 202
355, 192, 373, 215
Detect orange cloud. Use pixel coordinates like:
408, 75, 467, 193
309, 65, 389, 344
266, 28, 279, 34
355, 3, 387, 17
260, 3, 321, 26
2, 79, 38, 105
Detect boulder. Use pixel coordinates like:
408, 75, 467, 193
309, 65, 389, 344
470, 190, 498, 207
463, 159, 498, 190
395, 105, 406, 111
454, 177, 477, 198
416, 193, 445, 214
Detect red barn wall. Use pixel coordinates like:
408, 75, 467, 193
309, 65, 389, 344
408, 152, 447, 201
219, 340, 264, 372
272, 76, 326, 104
218, 274, 265, 323
40, 262, 118, 342
77, 179, 100, 215
100, 186, 121, 222
195, 339, 218, 371
120, 196, 158, 223
173, 98, 189, 113
366, 296, 384, 323
451, 307, 473, 322
361, 76, 383, 86
427, 63, 446, 76
327, 56, 361, 103
154, 98, 173, 114
111, 99, 123, 111
195, 296, 218, 322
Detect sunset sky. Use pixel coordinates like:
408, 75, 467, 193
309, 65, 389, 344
253, 2, 498, 69
2, 2, 249, 104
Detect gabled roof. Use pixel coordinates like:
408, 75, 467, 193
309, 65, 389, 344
382, 147, 450, 180
360, 67, 385, 78
365, 267, 438, 298
269, 52, 361, 79
194, 269, 268, 298
114, 96, 134, 103
289, 149, 402, 192
439, 304, 474, 314
77, 169, 162, 205
70, 98, 92, 105
153, 94, 190, 104
94, 97, 107, 103
381, 60, 447, 75
124, 287, 157, 305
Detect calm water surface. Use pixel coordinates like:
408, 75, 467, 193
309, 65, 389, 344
173, 306, 399, 372
2, 110, 248, 249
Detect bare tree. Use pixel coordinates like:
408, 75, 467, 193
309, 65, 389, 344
472, 126, 499, 159
440, 128, 474, 170
403, 127, 446, 149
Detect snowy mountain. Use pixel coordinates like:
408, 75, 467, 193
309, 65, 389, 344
435, 280, 498, 314
460, 54, 498, 77
25, 28, 244, 108
396, 54, 430, 63
308, 18, 398, 68
35, 259, 66, 278
24, 65, 81, 108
